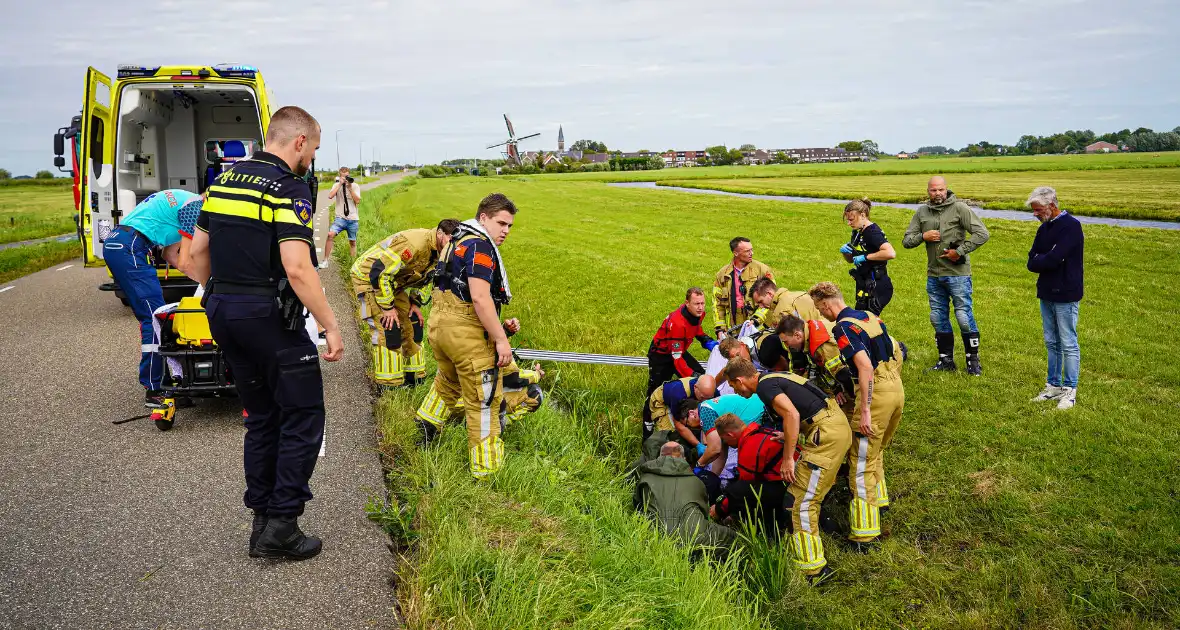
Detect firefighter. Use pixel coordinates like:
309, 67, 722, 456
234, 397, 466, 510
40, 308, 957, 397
454, 359, 544, 432
726, 356, 851, 585
749, 277, 824, 330
712, 236, 774, 337
350, 218, 460, 390
775, 315, 856, 410
646, 287, 718, 396
413, 193, 520, 479
810, 282, 905, 546
643, 374, 715, 443
188, 106, 343, 560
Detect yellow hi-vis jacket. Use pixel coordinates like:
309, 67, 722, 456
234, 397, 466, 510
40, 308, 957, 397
351, 228, 440, 310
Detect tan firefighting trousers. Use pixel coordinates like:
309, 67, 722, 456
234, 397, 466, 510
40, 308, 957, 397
788, 400, 852, 576
414, 291, 504, 478
358, 291, 425, 386
847, 358, 905, 542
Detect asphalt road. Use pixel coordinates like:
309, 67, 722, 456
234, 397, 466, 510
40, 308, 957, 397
0, 172, 410, 629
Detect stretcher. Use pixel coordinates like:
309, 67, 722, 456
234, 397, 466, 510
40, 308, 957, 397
150, 296, 237, 430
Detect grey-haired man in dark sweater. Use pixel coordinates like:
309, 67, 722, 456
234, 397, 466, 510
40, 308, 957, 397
1026, 186, 1084, 410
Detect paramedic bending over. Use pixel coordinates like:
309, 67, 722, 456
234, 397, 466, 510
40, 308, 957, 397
103, 190, 204, 406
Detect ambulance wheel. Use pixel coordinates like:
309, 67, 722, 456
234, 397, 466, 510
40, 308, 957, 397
155, 419, 174, 432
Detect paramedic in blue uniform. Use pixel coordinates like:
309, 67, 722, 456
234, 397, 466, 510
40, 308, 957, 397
188, 106, 343, 561
103, 189, 203, 404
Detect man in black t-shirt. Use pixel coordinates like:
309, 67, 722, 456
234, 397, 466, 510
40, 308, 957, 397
838, 198, 896, 315
726, 357, 851, 585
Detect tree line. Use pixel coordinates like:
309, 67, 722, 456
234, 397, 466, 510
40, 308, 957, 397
908, 125, 1180, 156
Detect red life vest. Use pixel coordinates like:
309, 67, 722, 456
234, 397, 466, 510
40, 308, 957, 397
736, 423, 784, 482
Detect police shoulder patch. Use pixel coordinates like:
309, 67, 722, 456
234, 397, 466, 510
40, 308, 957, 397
293, 199, 313, 226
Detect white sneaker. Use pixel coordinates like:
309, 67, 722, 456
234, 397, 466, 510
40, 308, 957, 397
1031, 385, 1064, 402
1056, 388, 1076, 410
318, 261, 329, 269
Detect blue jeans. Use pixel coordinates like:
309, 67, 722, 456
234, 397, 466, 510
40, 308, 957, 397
103, 227, 166, 391
926, 275, 978, 334
1040, 300, 1080, 388
329, 217, 359, 241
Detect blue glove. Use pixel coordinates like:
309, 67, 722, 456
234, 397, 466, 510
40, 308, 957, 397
702, 339, 719, 352
853, 255, 867, 267
693, 466, 705, 476
840, 243, 854, 255
696, 443, 707, 457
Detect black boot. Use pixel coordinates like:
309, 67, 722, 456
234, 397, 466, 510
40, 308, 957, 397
926, 333, 957, 372
248, 511, 268, 557
963, 332, 981, 376
253, 516, 322, 560
402, 372, 418, 388
416, 419, 439, 446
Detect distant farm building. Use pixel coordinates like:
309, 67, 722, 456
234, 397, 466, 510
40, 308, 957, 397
778, 147, 872, 163
1084, 141, 1119, 153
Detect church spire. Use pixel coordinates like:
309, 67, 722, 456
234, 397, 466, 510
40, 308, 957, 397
557, 125, 565, 152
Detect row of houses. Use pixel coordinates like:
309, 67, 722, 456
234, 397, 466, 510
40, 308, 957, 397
575, 147, 874, 167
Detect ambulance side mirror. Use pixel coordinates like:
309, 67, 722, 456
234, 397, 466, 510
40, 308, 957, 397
53, 132, 65, 157
54, 156, 65, 168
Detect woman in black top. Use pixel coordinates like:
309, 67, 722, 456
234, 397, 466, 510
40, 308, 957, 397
839, 198, 896, 315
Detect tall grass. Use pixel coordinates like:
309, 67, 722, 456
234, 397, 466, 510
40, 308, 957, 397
358, 177, 1180, 629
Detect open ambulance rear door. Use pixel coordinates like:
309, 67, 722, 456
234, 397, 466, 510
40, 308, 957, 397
78, 67, 116, 266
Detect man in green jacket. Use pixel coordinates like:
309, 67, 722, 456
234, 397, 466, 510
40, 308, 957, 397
634, 442, 736, 556
902, 176, 991, 375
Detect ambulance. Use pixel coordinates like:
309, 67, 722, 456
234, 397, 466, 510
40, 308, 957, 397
52, 64, 315, 304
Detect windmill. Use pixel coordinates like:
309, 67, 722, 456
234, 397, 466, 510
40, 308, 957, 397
487, 114, 540, 166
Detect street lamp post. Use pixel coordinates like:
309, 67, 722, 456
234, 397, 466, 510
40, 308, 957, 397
335, 130, 342, 171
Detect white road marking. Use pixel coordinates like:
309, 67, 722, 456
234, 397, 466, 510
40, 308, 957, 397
0, 286, 12, 293
56, 264, 74, 271
319, 430, 326, 457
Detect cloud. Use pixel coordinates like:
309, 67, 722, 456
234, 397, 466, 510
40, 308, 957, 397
0, 0, 1177, 173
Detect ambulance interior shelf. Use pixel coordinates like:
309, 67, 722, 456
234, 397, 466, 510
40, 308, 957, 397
114, 84, 262, 203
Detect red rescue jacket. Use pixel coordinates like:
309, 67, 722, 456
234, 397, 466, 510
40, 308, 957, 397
651, 304, 708, 378
735, 422, 784, 483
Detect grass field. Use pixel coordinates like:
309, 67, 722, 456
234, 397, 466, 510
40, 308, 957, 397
0, 240, 78, 285
0, 182, 75, 244
352, 177, 1179, 629
664, 168, 1180, 221
536, 152, 1180, 183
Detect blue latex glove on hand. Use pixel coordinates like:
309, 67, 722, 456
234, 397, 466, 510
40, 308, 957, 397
840, 243, 855, 255
693, 466, 705, 476
852, 255, 867, 267
696, 443, 707, 457
702, 339, 719, 352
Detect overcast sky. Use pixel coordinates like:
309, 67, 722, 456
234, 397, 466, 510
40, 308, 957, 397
2, 0, 1177, 174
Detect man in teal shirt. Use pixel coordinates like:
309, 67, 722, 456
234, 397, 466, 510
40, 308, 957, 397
696, 394, 767, 500
104, 189, 203, 404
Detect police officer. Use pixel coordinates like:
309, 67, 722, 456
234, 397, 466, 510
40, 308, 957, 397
809, 281, 905, 549
414, 193, 520, 479
350, 219, 460, 390
188, 106, 343, 560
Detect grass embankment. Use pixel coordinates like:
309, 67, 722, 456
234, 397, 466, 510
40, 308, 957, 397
0, 181, 75, 244
0, 182, 79, 283
535, 152, 1180, 183
665, 168, 1180, 222
359, 177, 1179, 629
0, 240, 78, 285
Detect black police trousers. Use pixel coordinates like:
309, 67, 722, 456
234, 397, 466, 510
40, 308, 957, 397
645, 348, 704, 397
723, 479, 790, 541
206, 295, 325, 517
